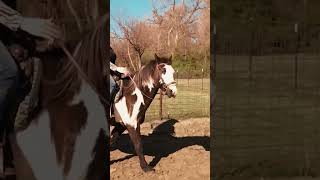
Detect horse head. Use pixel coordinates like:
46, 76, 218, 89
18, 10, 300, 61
154, 53, 177, 98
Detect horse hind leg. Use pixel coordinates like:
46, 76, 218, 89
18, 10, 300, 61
126, 125, 154, 172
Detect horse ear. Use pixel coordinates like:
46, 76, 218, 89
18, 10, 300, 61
154, 53, 160, 62
157, 63, 165, 71
168, 55, 172, 65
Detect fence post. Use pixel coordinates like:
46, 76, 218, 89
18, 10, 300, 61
213, 23, 216, 79
249, 30, 254, 82
294, 23, 300, 89
188, 68, 190, 87
176, 69, 179, 85
202, 68, 204, 90
159, 91, 163, 120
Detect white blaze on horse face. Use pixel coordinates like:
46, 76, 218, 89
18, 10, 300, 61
162, 65, 177, 95
115, 87, 145, 129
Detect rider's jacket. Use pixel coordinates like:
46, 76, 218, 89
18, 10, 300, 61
110, 47, 128, 76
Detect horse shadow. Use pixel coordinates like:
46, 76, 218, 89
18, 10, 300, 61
111, 119, 210, 167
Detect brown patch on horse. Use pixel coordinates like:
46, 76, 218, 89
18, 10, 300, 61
47, 100, 88, 175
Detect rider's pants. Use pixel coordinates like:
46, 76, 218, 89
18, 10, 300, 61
110, 75, 116, 95
0, 41, 18, 130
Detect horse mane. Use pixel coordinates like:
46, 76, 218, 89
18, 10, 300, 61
134, 60, 158, 88
74, 14, 108, 97
42, 15, 108, 103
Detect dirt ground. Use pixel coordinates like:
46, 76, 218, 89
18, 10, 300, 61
110, 118, 210, 180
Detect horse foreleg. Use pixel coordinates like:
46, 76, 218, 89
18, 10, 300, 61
110, 122, 126, 146
126, 125, 154, 172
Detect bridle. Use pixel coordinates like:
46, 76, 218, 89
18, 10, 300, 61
159, 78, 176, 94
157, 63, 176, 95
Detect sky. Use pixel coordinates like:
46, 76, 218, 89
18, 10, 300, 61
110, 0, 153, 34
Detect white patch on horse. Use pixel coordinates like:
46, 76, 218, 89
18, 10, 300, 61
162, 65, 177, 95
16, 111, 64, 180
114, 96, 132, 127
142, 77, 154, 92
115, 87, 145, 129
67, 81, 108, 179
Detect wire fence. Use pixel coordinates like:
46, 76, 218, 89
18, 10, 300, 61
145, 69, 210, 122
213, 21, 320, 178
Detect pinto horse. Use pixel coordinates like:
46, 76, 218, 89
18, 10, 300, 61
9, 15, 109, 180
111, 54, 177, 172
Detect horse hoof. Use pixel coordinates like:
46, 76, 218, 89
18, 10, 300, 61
142, 166, 155, 172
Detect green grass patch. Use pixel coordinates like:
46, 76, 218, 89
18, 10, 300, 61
145, 79, 210, 121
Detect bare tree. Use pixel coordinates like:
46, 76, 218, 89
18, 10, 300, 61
150, 0, 205, 56
113, 17, 152, 70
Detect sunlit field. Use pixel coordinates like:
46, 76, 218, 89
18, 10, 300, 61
145, 78, 210, 121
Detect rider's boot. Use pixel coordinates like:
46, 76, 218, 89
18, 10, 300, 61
113, 81, 123, 103
110, 84, 121, 119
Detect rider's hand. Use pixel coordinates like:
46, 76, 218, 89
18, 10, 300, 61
0, 1, 18, 15
122, 70, 130, 78
116, 67, 130, 78
123, 71, 130, 77
19, 17, 62, 41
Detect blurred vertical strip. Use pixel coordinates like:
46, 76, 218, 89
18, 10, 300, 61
210, 0, 216, 179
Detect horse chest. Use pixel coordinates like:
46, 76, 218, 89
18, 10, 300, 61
115, 87, 145, 129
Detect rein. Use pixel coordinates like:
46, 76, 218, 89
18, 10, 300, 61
58, 42, 110, 106
128, 75, 154, 100
160, 80, 176, 92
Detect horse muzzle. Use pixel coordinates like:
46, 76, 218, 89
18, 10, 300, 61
161, 81, 177, 98
165, 86, 177, 98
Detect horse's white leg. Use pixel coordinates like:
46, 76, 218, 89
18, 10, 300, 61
15, 111, 64, 180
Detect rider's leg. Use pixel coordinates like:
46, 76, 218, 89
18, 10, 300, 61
110, 75, 117, 118
0, 41, 18, 136
110, 75, 116, 96
110, 75, 122, 103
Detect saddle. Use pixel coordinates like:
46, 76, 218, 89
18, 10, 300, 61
0, 43, 42, 178
8, 44, 42, 132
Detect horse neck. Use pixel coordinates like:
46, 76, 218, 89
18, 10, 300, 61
133, 69, 161, 107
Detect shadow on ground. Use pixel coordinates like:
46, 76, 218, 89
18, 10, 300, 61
110, 119, 210, 167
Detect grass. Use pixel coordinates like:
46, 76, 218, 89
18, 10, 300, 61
145, 78, 210, 122
213, 54, 320, 179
